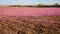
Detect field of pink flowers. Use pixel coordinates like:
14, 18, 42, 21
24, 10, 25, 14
0, 7, 60, 16
0, 7, 60, 34
0, 15, 60, 34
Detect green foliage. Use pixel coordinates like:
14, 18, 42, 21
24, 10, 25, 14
38, 4, 45, 7
9, 4, 21, 7
54, 3, 59, 6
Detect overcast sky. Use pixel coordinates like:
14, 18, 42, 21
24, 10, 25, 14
0, 0, 60, 5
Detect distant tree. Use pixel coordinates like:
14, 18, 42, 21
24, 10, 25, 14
9, 5, 21, 7
54, 3, 59, 6
15, 4, 21, 7
10, 4, 21, 7
38, 4, 46, 7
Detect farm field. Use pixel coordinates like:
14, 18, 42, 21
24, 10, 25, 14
0, 7, 60, 16
0, 7, 60, 34
0, 16, 60, 34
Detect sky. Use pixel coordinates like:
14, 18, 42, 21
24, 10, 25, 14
0, 0, 60, 5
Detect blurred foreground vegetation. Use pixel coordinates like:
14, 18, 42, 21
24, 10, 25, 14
0, 15, 60, 34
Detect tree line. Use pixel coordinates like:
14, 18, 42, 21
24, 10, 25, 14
9, 3, 60, 7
